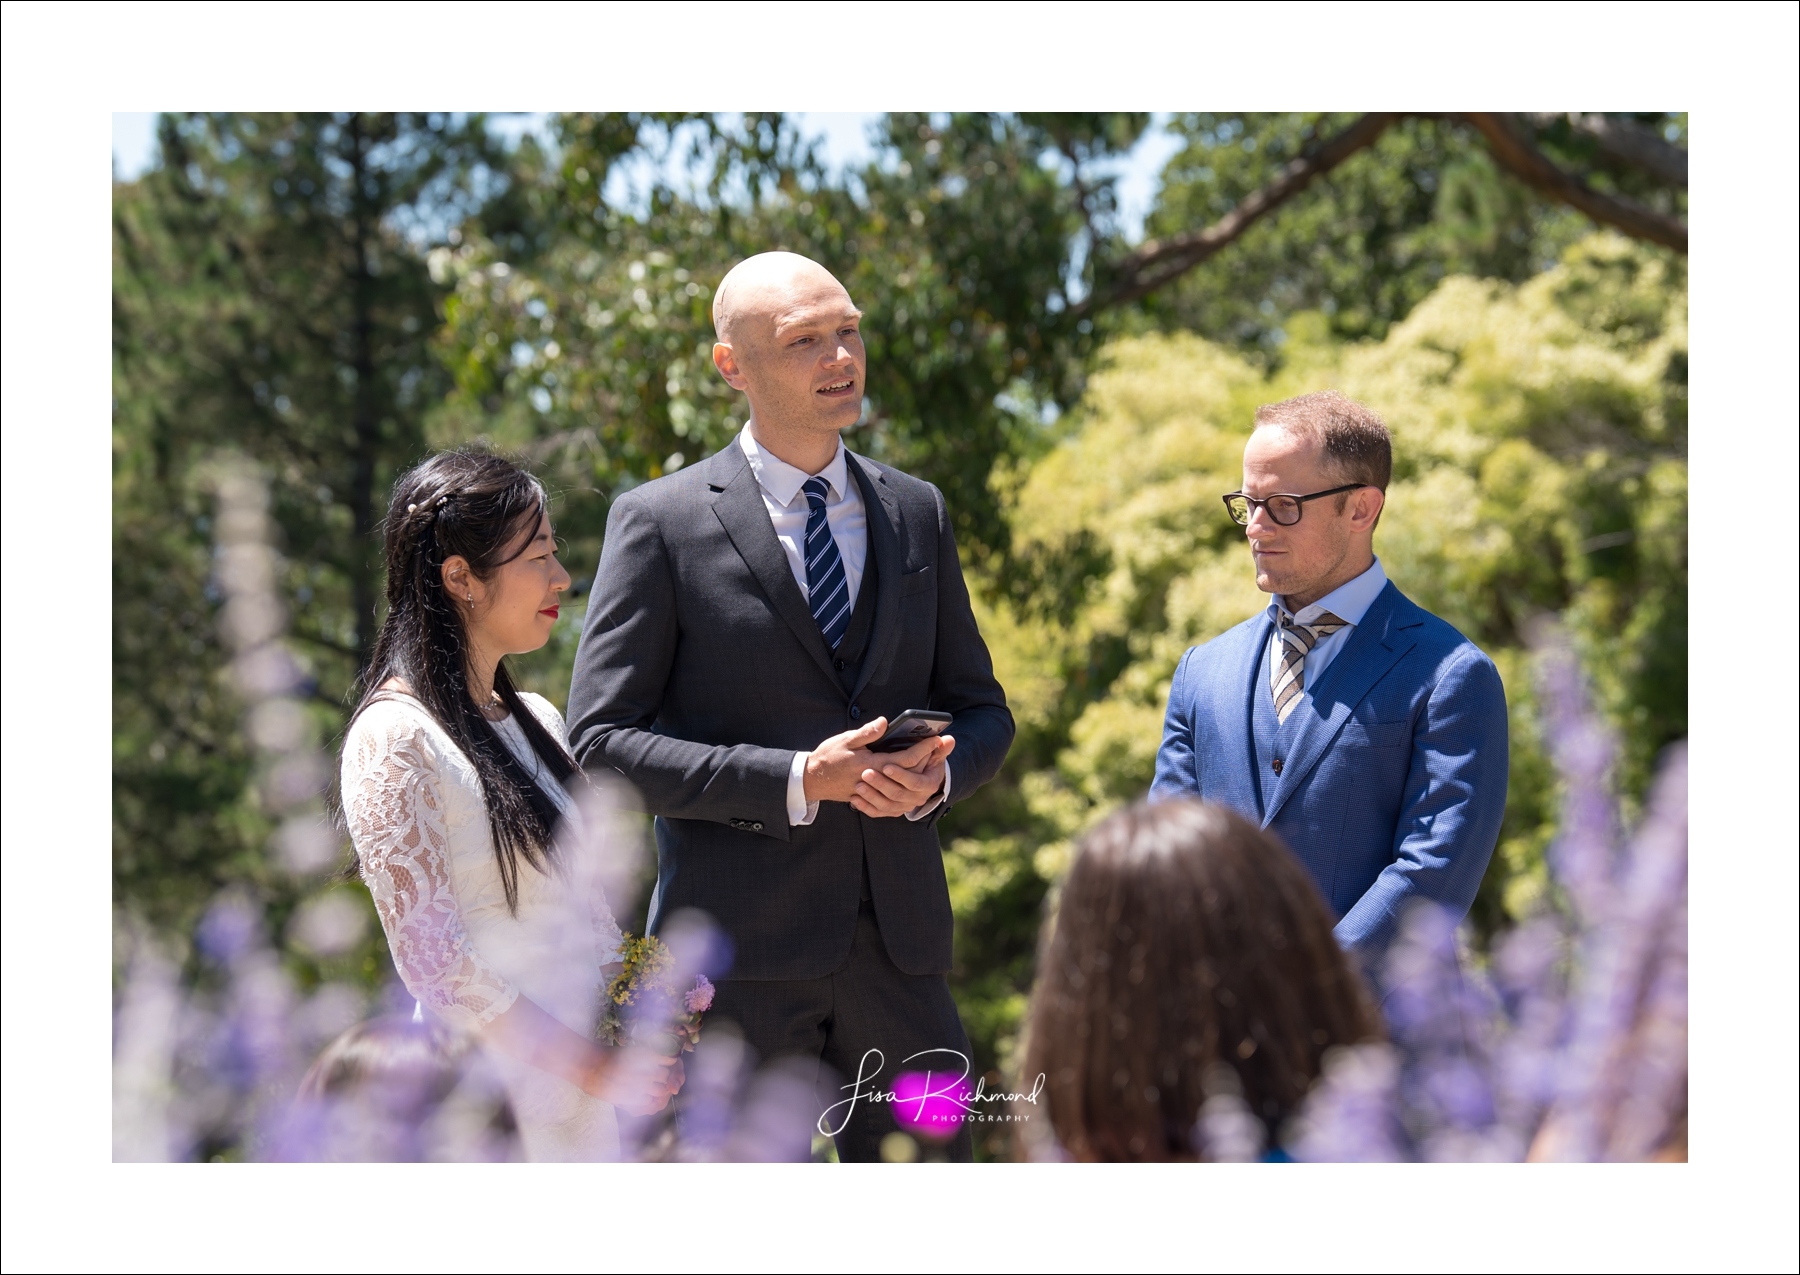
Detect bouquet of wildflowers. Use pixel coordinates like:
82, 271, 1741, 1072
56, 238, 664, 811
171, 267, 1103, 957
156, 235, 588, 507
597, 933, 715, 1054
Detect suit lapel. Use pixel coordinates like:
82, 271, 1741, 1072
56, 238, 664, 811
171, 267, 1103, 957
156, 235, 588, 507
1235, 613, 1275, 821
1261, 583, 1421, 828
709, 445, 843, 691
849, 454, 905, 703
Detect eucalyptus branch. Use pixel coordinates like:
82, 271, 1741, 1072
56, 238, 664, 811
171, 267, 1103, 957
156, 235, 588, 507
1526, 112, 1687, 189
1461, 113, 1686, 253
1077, 113, 1401, 315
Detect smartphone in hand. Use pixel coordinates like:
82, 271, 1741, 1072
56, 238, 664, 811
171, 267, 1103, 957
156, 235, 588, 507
867, 709, 953, 754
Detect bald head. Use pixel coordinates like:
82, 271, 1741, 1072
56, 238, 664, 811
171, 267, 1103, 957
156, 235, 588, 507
710, 251, 867, 464
712, 251, 855, 344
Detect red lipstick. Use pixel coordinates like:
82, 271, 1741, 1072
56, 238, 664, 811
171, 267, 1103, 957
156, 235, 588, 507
539, 606, 560, 620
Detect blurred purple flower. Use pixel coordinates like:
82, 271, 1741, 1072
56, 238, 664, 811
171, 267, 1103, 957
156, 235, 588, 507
1537, 745, 1688, 1161
1288, 1045, 1410, 1162
195, 893, 260, 962
1534, 634, 1620, 928
1286, 624, 1687, 1164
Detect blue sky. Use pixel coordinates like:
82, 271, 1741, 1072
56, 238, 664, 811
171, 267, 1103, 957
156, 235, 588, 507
113, 112, 1184, 244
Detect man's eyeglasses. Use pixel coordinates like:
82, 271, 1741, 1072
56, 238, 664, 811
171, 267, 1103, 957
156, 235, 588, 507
1222, 484, 1367, 527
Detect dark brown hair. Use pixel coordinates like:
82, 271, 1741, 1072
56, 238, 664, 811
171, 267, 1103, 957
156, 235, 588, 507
297, 1015, 469, 1112
1254, 390, 1393, 497
1022, 799, 1382, 1161
349, 449, 578, 912
294, 1015, 517, 1161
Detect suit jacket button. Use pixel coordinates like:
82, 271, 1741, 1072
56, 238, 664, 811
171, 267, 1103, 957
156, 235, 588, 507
752, 821, 763, 831
850, 706, 862, 719
1272, 758, 1284, 776
835, 658, 846, 670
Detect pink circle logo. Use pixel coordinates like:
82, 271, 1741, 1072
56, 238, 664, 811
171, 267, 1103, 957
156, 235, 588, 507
891, 1070, 974, 1141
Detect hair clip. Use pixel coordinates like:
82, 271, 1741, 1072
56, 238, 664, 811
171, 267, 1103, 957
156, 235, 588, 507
406, 503, 418, 514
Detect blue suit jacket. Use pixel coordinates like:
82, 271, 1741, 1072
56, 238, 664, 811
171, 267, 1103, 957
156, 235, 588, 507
1151, 581, 1507, 952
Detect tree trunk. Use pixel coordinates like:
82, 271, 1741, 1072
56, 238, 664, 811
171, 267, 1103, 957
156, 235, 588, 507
346, 114, 381, 672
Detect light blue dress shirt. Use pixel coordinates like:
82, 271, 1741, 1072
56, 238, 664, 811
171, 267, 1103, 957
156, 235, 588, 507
1268, 557, 1391, 694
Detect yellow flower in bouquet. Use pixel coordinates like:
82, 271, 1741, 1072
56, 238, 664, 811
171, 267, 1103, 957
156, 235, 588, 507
597, 933, 715, 1053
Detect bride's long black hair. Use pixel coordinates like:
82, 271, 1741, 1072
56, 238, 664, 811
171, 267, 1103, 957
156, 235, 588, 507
350, 450, 580, 913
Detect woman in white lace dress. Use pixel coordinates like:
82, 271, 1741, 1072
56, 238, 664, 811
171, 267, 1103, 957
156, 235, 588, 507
340, 451, 681, 1161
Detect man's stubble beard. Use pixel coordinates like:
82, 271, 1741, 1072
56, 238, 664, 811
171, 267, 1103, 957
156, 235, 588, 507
1254, 524, 1353, 605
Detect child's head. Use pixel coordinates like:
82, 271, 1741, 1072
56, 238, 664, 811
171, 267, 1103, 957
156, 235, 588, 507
291, 1015, 515, 1161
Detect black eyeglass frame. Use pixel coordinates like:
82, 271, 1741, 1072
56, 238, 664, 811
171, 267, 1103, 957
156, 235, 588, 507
1221, 483, 1368, 527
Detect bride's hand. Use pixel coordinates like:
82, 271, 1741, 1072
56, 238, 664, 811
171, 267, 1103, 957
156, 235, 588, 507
586, 1045, 683, 1114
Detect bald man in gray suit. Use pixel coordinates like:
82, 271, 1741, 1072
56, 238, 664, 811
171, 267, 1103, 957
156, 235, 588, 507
567, 253, 1014, 1161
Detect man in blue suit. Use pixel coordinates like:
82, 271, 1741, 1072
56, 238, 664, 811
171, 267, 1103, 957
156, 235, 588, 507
1151, 391, 1507, 956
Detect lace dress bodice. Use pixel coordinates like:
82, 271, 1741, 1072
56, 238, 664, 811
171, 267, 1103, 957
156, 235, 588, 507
341, 690, 624, 1160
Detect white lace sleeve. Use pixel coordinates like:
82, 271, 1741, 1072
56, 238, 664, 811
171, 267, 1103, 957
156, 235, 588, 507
342, 703, 520, 1029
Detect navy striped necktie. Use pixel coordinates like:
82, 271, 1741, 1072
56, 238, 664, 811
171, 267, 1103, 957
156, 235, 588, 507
802, 476, 851, 649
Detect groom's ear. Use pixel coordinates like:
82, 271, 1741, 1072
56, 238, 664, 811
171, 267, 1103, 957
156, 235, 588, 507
713, 341, 748, 391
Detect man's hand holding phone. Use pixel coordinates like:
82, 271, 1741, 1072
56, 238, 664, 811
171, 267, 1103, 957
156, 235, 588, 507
802, 716, 956, 818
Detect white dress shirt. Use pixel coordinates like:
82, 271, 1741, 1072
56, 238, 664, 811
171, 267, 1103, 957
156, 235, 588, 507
737, 423, 948, 826
739, 421, 868, 611
1268, 556, 1390, 694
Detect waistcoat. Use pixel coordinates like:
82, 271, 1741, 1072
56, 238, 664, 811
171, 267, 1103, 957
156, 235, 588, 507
1250, 630, 1309, 821
830, 543, 881, 697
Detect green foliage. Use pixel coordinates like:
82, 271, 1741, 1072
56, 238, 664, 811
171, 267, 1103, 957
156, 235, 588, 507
112, 112, 503, 941
432, 112, 1152, 566
1141, 113, 1685, 355
941, 233, 1687, 1097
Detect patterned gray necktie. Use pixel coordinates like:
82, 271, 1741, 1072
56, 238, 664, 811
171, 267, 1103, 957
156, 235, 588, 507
1272, 608, 1349, 724
802, 476, 851, 649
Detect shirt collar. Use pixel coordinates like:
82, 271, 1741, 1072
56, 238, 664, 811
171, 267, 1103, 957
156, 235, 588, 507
1270, 557, 1389, 627
738, 421, 848, 508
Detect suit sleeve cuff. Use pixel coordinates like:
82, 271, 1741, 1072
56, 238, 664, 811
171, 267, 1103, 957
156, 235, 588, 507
905, 762, 951, 821
788, 750, 820, 826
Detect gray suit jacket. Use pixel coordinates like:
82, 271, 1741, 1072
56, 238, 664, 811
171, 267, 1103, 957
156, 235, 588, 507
566, 440, 1014, 980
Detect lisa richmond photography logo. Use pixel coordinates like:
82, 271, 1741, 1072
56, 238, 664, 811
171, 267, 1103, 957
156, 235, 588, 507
817, 1048, 1046, 1139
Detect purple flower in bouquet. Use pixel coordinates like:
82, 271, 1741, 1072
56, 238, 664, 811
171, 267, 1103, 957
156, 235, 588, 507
599, 937, 718, 1055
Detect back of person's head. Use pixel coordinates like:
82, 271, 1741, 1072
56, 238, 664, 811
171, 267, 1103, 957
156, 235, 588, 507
291, 1015, 515, 1161
1022, 799, 1382, 1161
298, 1015, 463, 1110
